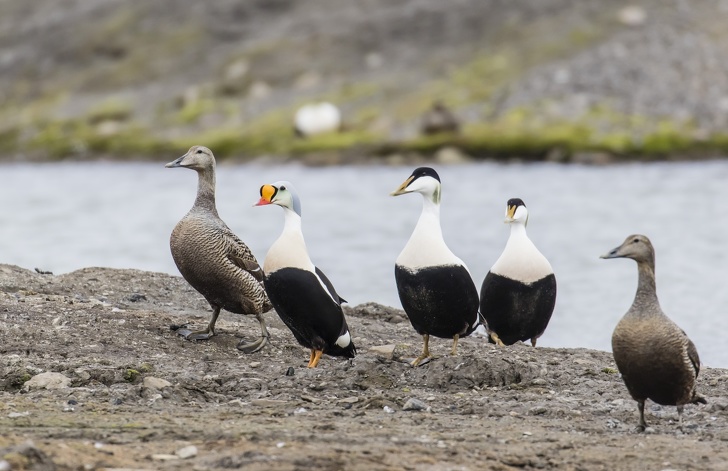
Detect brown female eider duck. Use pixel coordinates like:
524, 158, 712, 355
601, 234, 706, 431
166, 145, 272, 353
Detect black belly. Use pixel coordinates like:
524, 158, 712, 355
480, 272, 556, 345
264, 267, 355, 358
395, 264, 479, 339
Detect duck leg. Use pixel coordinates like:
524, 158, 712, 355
307, 349, 316, 367
178, 306, 220, 341
308, 349, 323, 368
489, 331, 505, 346
450, 334, 460, 356
636, 400, 648, 432
411, 334, 431, 367
677, 405, 684, 431
237, 312, 270, 353
530, 337, 538, 347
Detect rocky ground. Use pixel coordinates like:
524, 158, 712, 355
1, 263, 727, 470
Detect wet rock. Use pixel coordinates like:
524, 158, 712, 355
22, 372, 71, 391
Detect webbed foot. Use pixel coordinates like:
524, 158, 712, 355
177, 328, 214, 341
411, 334, 432, 367
411, 354, 432, 367
236, 335, 269, 354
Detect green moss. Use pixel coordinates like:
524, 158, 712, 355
86, 99, 133, 124
602, 367, 618, 374
138, 362, 154, 373
174, 99, 215, 125
123, 369, 141, 383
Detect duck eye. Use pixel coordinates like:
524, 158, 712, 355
196, 149, 203, 154
632, 238, 639, 244
280, 185, 286, 191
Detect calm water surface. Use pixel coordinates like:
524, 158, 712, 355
1, 160, 727, 367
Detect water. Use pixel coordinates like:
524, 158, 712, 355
1, 160, 727, 367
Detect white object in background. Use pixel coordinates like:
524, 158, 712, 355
294, 102, 341, 137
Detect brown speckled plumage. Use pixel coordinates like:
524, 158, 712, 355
602, 234, 705, 430
167, 146, 271, 351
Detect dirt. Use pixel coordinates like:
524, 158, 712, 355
1, 263, 727, 470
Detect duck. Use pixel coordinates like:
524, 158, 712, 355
254, 181, 356, 367
601, 234, 706, 431
166, 145, 272, 353
479, 198, 556, 346
390, 167, 480, 366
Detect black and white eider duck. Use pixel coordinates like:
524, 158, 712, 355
390, 167, 480, 367
480, 198, 556, 347
166, 145, 272, 353
601, 234, 706, 431
254, 181, 356, 368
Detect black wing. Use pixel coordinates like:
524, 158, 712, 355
315, 266, 346, 305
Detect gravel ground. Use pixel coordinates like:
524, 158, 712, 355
1, 264, 727, 470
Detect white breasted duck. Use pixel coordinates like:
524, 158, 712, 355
255, 181, 356, 368
480, 198, 556, 346
390, 167, 480, 367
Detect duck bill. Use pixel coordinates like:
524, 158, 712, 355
254, 184, 276, 206
390, 176, 414, 196
503, 204, 517, 223
165, 154, 186, 168
600, 245, 624, 259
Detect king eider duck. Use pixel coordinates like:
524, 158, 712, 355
479, 198, 556, 347
390, 167, 480, 367
254, 181, 356, 368
165, 146, 272, 353
601, 234, 706, 431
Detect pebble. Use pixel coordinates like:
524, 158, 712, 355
369, 344, 396, 359
383, 406, 395, 414
250, 362, 261, 368
8, 411, 30, 418
176, 445, 198, 459
293, 407, 307, 415
152, 454, 179, 461
0, 461, 9, 471
402, 398, 428, 412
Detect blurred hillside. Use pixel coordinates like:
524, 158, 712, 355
2, 0, 728, 162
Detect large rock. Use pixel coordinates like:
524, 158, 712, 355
22, 373, 71, 391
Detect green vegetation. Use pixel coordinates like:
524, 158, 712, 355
4, 105, 728, 163
123, 368, 141, 383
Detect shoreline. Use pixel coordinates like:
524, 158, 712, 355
1, 264, 727, 470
